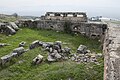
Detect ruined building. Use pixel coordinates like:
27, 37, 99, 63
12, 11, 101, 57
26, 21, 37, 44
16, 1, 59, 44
44, 12, 87, 22
2, 12, 120, 80
18, 12, 107, 39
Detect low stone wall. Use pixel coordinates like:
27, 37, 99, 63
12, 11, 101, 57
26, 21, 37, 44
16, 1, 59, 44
18, 20, 107, 39
103, 23, 120, 80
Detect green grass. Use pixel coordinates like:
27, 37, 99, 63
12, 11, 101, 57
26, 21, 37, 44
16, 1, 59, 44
0, 28, 103, 80
0, 16, 17, 22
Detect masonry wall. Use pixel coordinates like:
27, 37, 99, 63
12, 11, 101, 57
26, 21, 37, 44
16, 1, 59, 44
45, 12, 88, 22
18, 20, 107, 39
103, 23, 120, 80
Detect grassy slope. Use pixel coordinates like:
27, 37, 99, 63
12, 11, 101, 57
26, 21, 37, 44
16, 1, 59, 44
0, 28, 103, 80
0, 16, 17, 22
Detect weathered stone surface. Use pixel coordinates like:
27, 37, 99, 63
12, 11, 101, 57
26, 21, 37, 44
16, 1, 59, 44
45, 41, 71, 62
12, 47, 25, 56
77, 45, 87, 54
47, 55, 56, 62
0, 43, 10, 47
18, 12, 107, 39
0, 54, 12, 66
71, 53, 99, 63
54, 41, 62, 47
32, 54, 43, 65
19, 41, 26, 47
62, 47, 71, 56
29, 40, 40, 49
104, 23, 120, 80
0, 22, 18, 35
9, 22, 19, 31
6, 26, 16, 35
45, 12, 88, 22
10, 52, 18, 57
0, 46, 27, 66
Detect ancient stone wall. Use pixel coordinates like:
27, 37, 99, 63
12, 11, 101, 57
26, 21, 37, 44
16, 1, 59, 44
18, 12, 107, 39
103, 23, 120, 80
18, 19, 107, 39
45, 12, 87, 22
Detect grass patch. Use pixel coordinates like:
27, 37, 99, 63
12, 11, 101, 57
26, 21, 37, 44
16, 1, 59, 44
0, 27, 103, 80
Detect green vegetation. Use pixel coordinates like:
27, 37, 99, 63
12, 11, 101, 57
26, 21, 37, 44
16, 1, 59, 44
0, 16, 17, 22
0, 28, 103, 80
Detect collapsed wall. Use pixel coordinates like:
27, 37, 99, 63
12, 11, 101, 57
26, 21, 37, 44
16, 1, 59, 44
18, 12, 107, 39
103, 23, 120, 80
18, 20, 107, 39
0, 22, 19, 35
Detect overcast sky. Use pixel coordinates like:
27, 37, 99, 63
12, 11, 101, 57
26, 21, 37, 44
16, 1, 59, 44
0, 0, 120, 18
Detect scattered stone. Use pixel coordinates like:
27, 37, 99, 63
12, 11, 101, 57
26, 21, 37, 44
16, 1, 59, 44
71, 45, 102, 63
12, 47, 25, 56
55, 53, 62, 59
0, 54, 12, 66
71, 56, 76, 61
47, 50, 62, 62
9, 22, 19, 31
54, 41, 62, 49
44, 41, 72, 62
77, 45, 87, 54
49, 47, 53, 53
32, 54, 43, 65
47, 55, 56, 62
19, 41, 26, 47
42, 42, 53, 49
0, 22, 19, 35
63, 47, 71, 54
10, 52, 18, 57
6, 26, 16, 35
86, 50, 91, 53
29, 40, 40, 49
0, 46, 26, 66
39, 41, 43, 46
0, 43, 10, 47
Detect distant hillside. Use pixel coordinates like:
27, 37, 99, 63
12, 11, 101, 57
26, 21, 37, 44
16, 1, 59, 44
0, 13, 18, 22
0, 13, 38, 22
20, 16, 38, 20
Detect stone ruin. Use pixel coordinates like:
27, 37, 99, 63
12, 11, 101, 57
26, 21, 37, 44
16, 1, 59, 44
2, 12, 120, 80
103, 23, 120, 80
30, 40, 103, 64
18, 12, 107, 39
0, 47, 27, 66
0, 22, 19, 35
45, 12, 87, 22
0, 40, 102, 66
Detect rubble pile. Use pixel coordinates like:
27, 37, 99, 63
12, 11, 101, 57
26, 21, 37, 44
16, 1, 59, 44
0, 43, 10, 47
0, 40, 103, 66
30, 40, 71, 63
29, 40, 102, 65
0, 22, 19, 35
0, 47, 27, 66
71, 45, 103, 64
